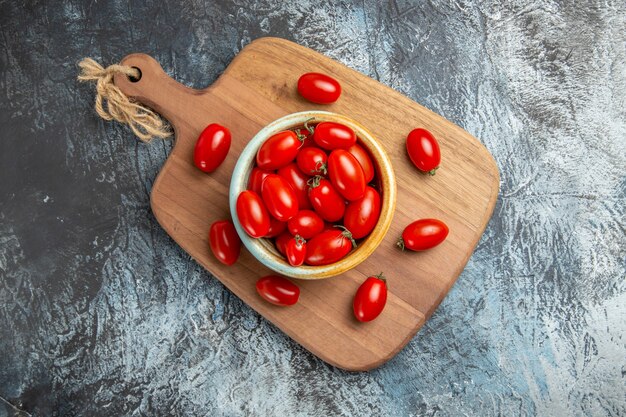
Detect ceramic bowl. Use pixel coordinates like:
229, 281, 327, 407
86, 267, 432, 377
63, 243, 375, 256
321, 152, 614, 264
229, 111, 396, 279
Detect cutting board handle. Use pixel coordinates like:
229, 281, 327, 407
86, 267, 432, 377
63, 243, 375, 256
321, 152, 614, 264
113, 53, 201, 133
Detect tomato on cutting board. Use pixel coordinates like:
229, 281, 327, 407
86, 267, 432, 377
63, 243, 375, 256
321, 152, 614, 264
353, 273, 387, 322
398, 219, 449, 251
193, 123, 231, 173
297, 72, 341, 104
406, 128, 441, 175
209, 220, 241, 266
256, 275, 300, 306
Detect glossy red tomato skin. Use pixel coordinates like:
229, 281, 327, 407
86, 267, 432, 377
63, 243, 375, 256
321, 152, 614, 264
287, 210, 325, 239
256, 275, 300, 306
261, 174, 299, 221
353, 275, 387, 322
275, 231, 292, 256
313, 122, 357, 150
344, 186, 381, 239
285, 236, 306, 266
296, 147, 327, 176
406, 128, 441, 174
346, 143, 375, 183
193, 124, 231, 173
248, 167, 272, 196
209, 220, 241, 266
265, 217, 287, 238
276, 163, 312, 210
399, 219, 449, 251
256, 130, 302, 170
304, 229, 353, 266
297, 72, 342, 104
236, 191, 270, 238
308, 178, 346, 222
327, 149, 366, 201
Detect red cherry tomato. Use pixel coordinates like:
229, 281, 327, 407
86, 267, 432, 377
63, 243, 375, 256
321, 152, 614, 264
344, 186, 381, 239
307, 177, 346, 222
398, 219, 449, 251
327, 149, 366, 201
287, 210, 325, 239
261, 174, 299, 221
304, 227, 356, 266
285, 235, 306, 266
297, 72, 341, 104
313, 122, 356, 150
296, 147, 327, 175
256, 275, 300, 306
275, 231, 292, 256
209, 220, 241, 266
353, 274, 387, 322
406, 128, 441, 175
236, 191, 270, 238
248, 167, 272, 196
346, 143, 375, 183
193, 123, 231, 173
256, 130, 303, 170
265, 217, 287, 238
276, 163, 312, 210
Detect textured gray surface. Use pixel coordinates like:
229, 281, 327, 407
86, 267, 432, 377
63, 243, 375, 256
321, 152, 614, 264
1, 1, 625, 416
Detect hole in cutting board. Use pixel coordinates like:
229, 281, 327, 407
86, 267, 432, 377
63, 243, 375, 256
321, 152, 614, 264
128, 67, 142, 82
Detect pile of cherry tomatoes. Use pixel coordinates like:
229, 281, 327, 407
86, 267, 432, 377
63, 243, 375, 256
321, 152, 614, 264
194, 72, 449, 323
236, 119, 380, 267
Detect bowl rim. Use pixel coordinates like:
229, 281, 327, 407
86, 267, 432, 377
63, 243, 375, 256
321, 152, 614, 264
229, 110, 397, 279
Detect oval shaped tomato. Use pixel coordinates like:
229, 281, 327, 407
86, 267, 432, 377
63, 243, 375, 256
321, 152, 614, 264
307, 177, 346, 222
261, 174, 299, 221
256, 275, 300, 306
287, 210, 324, 239
296, 147, 327, 175
209, 220, 241, 266
346, 143, 375, 183
265, 217, 287, 238
353, 274, 387, 322
328, 149, 366, 201
406, 128, 441, 174
274, 231, 292, 256
285, 235, 306, 266
313, 122, 356, 150
304, 227, 356, 266
297, 72, 341, 104
276, 163, 312, 210
193, 123, 231, 173
257, 130, 302, 170
248, 167, 272, 196
344, 186, 381, 239
236, 191, 270, 238
398, 219, 449, 251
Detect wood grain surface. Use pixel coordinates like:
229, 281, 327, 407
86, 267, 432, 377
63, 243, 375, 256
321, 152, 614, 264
113, 37, 499, 371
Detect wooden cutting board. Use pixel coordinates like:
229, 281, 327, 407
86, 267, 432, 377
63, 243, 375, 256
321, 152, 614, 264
113, 37, 499, 371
